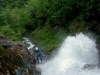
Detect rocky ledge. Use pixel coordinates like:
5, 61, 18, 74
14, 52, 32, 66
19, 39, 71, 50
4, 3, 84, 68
0, 34, 40, 75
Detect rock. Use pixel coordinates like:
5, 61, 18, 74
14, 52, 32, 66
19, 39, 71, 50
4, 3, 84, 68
0, 35, 32, 75
0, 34, 7, 39
96, 41, 100, 62
83, 63, 100, 70
0, 62, 2, 68
0, 34, 41, 75
10, 41, 31, 54
0, 39, 31, 55
0, 40, 11, 48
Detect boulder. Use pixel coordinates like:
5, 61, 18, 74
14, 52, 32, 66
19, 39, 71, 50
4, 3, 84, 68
10, 41, 31, 54
0, 40, 11, 48
0, 39, 31, 55
83, 63, 100, 70
0, 34, 7, 39
0, 35, 40, 75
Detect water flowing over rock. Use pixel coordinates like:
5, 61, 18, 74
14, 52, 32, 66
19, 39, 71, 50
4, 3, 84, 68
23, 37, 35, 50
83, 63, 100, 70
38, 33, 100, 75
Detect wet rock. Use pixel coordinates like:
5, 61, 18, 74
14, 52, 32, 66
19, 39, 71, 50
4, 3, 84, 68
10, 41, 31, 54
0, 34, 7, 39
83, 63, 100, 70
0, 34, 41, 75
96, 41, 100, 62
0, 62, 2, 68
0, 39, 31, 55
0, 40, 11, 48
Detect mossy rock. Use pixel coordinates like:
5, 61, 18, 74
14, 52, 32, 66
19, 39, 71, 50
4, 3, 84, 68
96, 36, 100, 43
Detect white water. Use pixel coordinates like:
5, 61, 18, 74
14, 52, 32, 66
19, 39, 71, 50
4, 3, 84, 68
23, 37, 35, 50
38, 33, 100, 75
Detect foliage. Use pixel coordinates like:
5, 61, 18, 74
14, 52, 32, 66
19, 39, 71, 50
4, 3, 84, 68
0, 0, 28, 8
0, 0, 100, 50
32, 25, 66, 51
0, 5, 31, 40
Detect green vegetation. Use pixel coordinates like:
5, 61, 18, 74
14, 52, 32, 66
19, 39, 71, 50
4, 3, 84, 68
0, 45, 5, 50
0, 0, 100, 50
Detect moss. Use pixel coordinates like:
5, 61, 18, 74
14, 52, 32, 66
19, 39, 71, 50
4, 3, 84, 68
8, 35, 20, 41
0, 45, 5, 51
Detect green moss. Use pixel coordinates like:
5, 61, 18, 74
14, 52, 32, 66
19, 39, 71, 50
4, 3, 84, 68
8, 35, 20, 41
0, 45, 5, 51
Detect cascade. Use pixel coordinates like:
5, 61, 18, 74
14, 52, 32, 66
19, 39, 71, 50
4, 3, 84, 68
38, 33, 100, 75
23, 37, 34, 50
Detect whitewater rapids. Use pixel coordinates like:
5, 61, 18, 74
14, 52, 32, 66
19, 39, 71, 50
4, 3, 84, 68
38, 33, 100, 75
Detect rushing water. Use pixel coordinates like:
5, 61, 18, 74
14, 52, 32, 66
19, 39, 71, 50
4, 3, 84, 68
23, 37, 35, 50
38, 33, 100, 75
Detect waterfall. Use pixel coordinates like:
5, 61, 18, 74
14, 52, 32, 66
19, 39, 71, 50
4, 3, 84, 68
23, 37, 35, 50
38, 33, 100, 75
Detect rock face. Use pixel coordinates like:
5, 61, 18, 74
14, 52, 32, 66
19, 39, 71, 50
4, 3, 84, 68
96, 41, 100, 61
0, 39, 31, 55
0, 34, 40, 75
96, 42, 100, 51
